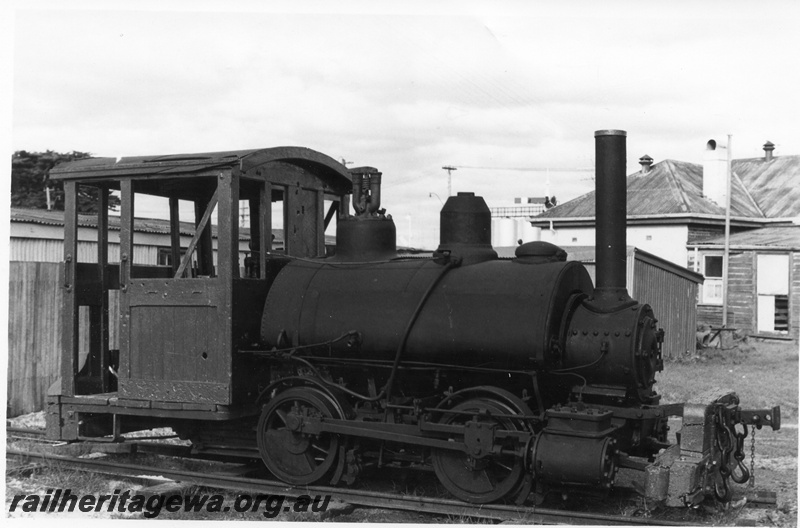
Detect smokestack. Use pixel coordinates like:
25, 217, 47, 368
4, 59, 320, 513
638, 154, 653, 174
594, 130, 630, 302
763, 141, 775, 162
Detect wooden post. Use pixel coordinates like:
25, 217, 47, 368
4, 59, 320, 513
118, 180, 134, 380
284, 185, 295, 255
248, 196, 260, 277
317, 189, 325, 257
195, 192, 215, 276
98, 189, 110, 392
261, 181, 272, 267
61, 182, 79, 397
169, 196, 182, 275
217, 169, 239, 279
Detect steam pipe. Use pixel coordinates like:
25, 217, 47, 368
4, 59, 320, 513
367, 172, 382, 214
594, 130, 630, 300
351, 172, 366, 214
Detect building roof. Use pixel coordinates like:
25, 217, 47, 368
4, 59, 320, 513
734, 156, 800, 218
688, 225, 800, 250
533, 155, 800, 224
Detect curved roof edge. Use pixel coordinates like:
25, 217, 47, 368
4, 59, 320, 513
49, 146, 353, 190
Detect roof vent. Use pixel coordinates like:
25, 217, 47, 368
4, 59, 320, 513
763, 141, 775, 162
639, 154, 653, 174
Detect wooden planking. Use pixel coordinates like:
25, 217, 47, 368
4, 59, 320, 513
8, 262, 61, 415
727, 252, 756, 335
7, 262, 124, 416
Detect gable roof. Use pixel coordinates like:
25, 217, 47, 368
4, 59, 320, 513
534, 155, 800, 224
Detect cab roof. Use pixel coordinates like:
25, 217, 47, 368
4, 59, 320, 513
49, 146, 353, 192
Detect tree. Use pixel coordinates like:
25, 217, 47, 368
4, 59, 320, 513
11, 150, 121, 213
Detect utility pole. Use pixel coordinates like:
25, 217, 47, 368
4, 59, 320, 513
442, 166, 457, 196
722, 134, 732, 328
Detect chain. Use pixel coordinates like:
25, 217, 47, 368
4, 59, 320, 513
749, 425, 756, 488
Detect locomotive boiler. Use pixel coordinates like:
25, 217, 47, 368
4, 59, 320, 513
46, 131, 780, 509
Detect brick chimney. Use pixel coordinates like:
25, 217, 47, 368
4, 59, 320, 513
763, 141, 775, 162
639, 154, 653, 174
703, 139, 728, 206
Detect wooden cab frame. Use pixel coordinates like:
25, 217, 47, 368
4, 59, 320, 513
46, 147, 352, 439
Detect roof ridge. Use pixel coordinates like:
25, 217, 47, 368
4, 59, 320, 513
731, 170, 765, 218
663, 159, 693, 213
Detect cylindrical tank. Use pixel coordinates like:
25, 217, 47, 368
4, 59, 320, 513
492, 218, 517, 247
261, 257, 592, 369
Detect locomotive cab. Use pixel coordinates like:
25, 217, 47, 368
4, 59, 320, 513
46, 147, 352, 441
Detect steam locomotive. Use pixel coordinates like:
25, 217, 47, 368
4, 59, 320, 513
47, 130, 779, 508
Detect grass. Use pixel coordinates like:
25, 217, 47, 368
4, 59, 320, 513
657, 340, 799, 420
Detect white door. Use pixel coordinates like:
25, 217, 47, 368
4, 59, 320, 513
756, 254, 789, 333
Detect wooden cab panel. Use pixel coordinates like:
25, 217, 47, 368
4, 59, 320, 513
119, 279, 230, 403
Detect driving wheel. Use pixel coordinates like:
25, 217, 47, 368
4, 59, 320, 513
257, 387, 340, 485
432, 398, 526, 503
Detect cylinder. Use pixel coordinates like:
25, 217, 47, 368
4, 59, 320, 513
594, 130, 628, 292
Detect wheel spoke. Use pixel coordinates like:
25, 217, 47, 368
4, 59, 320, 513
492, 459, 514, 473
257, 388, 341, 486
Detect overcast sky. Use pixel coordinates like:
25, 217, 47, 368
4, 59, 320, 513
7, 0, 800, 249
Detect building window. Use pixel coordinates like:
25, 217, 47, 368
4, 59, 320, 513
571, 237, 578, 243
756, 254, 790, 333
702, 255, 723, 304
157, 247, 187, 267
514, 197, 522, 204
646, 235, 652, 241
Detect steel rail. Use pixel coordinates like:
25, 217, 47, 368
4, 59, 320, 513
7, 448, 687, 525
7, 427, 46, 436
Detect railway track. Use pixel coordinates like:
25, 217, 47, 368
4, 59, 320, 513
6, 427, 61, 444
7, 447, 689, 525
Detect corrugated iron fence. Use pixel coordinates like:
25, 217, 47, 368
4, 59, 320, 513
7, 262, 119, 416
632, 258, 698, 359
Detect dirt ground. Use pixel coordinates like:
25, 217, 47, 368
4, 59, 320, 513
6, 340, 798, 525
